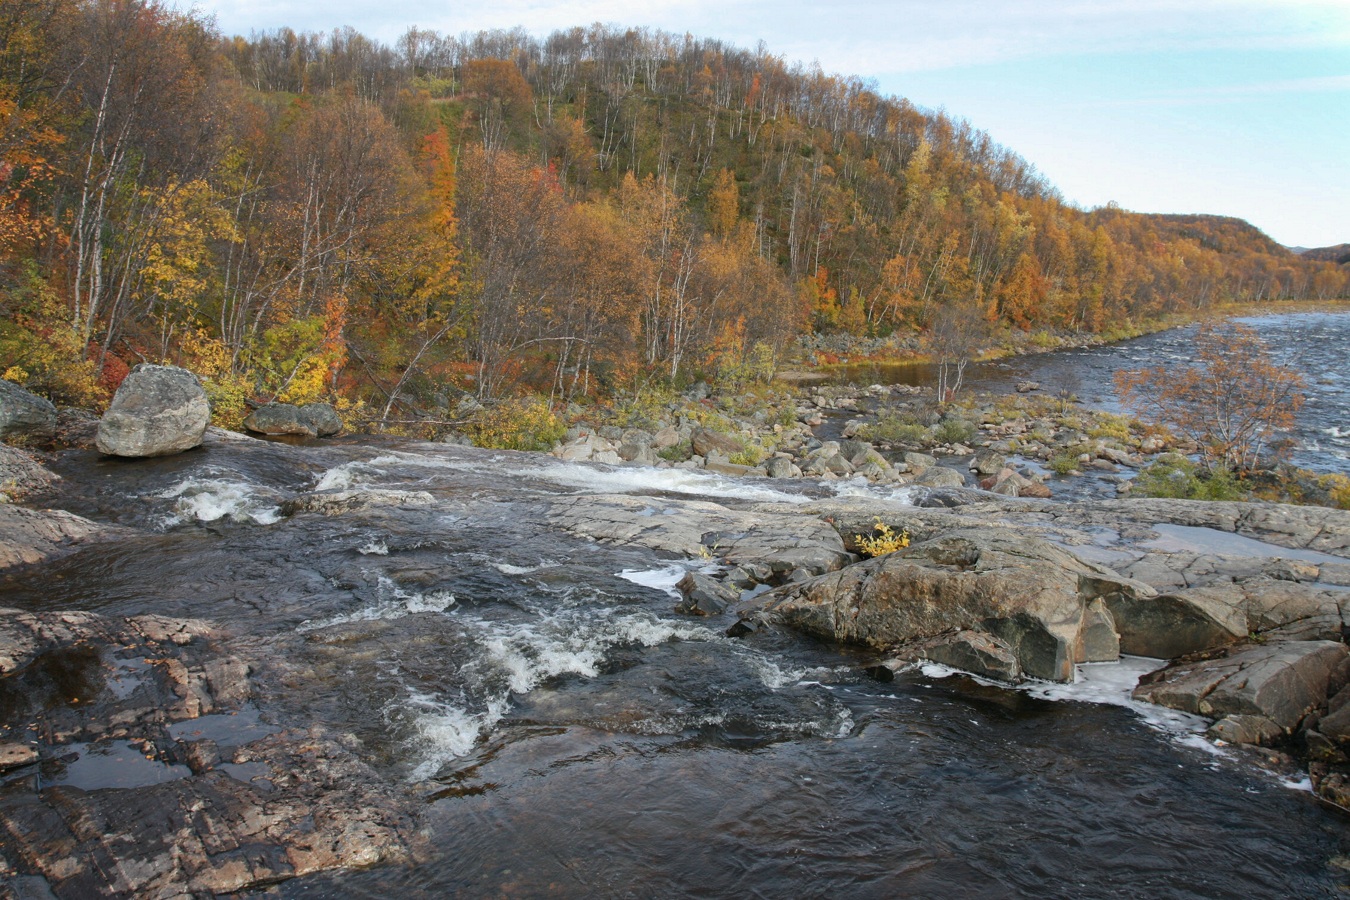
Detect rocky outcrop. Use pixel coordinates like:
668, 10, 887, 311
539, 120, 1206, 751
96, 364, 210, 457
0, 446, 57, 503
548, 493, 851, 580
243, 402, 343, 438
0, 610, 417, 896
0, 505, 125, 570
0, 380, 56, 447
280, 488, 436, 516
1134, 640, 1349, 735
737, 528, 1131, 681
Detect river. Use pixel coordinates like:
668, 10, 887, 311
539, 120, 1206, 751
5, 420, 1348, 896
6, 313, 1350, 894
832, 311, 1350, 476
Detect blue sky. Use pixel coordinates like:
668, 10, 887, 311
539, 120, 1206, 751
194, 0, 1350, 248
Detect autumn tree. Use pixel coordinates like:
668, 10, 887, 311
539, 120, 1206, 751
1115, 323, 1305, 475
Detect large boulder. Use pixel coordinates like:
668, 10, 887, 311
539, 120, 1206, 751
0, 380, 56, 446
244, 402, 342, 438
1133, 639, 1349, 734
738, 528, 1127, 682
913, 466, 967, 489
691, 428, 743, 459
96, 364, 209, 457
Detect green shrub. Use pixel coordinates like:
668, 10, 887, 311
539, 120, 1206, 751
1087, 412, 1134, 444
1048, 450, 1082, 476
467, 396, 566, 451
933, 417, 976, 445
1133, 454, 1246, 501
658, 439, 693, 461
856, 413, 930, 445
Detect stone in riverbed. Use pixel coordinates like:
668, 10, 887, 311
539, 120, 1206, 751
1132, 639, 1349, 733
96, 364, 210, 457
894, 629, 1022, 682
243, 402, 342, 437
739, 528, 1123, 682
913, 466, 966, 489
0, 379, 56, 446
691, 428, 743, 459
675, 572, 740, 616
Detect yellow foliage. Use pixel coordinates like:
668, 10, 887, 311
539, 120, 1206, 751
855, 518, 911, 557
466, 396, 565, 451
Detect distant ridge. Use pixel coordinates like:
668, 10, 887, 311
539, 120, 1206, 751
1299, 244, 1350, 266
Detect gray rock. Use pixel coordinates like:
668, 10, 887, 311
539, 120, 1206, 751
691, 428, 743, 459
0, 609, 415, 895
914, 466, 966, 489
280, 489, 436, 516
674, 572, 740, 616
1099, 583, 1247, 659
740, 528, 1119, 681
896, 629, 1022, 682
1207, 715, 1285, 745
970, 449, 1006, 476
243, 402, 342, 438
300, 402, 343, 436
0, 445, 57, 502
0, 380, 56, 446
54, 406, 99, 449
96, 364, 210, 457
0, 505, 126, 570
765, 456, 796, 479
903, 451, 937, 470
1133, 639, 1349, 731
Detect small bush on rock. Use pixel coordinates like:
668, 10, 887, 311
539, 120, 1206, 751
855, 518, 911, 557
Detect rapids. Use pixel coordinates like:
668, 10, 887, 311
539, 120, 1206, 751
6, 433, 1348, 897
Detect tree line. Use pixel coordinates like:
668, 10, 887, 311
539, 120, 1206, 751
2, 1, 1345, 427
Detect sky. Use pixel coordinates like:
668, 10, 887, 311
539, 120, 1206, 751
193, 0, 1350, 249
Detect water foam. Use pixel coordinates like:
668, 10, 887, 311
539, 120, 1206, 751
920, 656, 1217, 753
401, 607, 717, 778
298, 577, 455, 632
522, 459, 814, 503
617, 564, 688, 597
157, 477, 281, 526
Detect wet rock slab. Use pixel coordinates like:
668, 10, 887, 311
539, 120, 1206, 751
1133, 640, 1350, 735
0, 610, 418, 897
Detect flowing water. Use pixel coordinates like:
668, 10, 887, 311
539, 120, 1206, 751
833, 311, 1350, 476
6, 424, 1349, 897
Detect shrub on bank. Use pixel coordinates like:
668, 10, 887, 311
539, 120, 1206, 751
467, 396, 566, 451
1133, 454, 1246, 501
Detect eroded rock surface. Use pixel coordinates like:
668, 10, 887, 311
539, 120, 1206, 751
0, 506, 124, 570
0, 610, 418, 897
737, 529, 1132, 681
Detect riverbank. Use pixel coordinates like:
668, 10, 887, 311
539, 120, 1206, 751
781, 296, 1350, 377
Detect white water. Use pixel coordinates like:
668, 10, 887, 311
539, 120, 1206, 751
296, 577, 456, 632
156, 475, 281, 526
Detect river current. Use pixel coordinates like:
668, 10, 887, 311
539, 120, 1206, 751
835, 310, 1350, 476
6, 313, 1350, 896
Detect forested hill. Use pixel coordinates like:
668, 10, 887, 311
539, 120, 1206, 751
2, 4, 1346, 424
1300, 245, 1350, 266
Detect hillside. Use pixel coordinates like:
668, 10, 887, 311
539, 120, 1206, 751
1, 5, 1346, 426
1300, 244, 1350, 266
